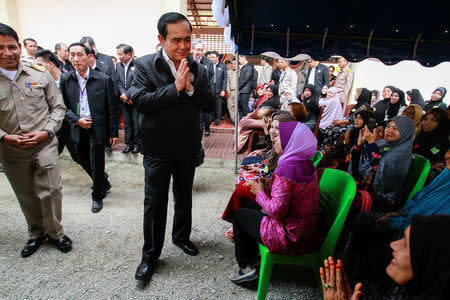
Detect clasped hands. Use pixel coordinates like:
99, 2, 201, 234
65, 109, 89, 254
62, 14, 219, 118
175, 58, 194, 93
120, 93, 132, 105
3, 131, 49, 148
245, 177, 270, 195
320, 257, 362, 300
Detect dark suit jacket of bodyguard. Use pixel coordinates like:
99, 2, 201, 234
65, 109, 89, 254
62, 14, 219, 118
116, 59, 136, 99
238, 63, 254, 94
212, 61, 227, 94
59, 68, 118, 145
130, 50, 215, 157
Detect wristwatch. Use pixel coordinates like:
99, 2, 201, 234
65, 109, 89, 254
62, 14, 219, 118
43, 129, 54, 138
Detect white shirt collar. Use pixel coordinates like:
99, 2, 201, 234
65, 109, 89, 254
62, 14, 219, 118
76, 68, 90, 81
162, 48, 177, 77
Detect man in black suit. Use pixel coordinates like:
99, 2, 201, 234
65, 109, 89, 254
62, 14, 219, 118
130, 12, 215, 282
81, 36, 120, 152
305, 57, 329, 91
116, 44, 140, 154
208, 51, 227, 125
60, 43, 118, 214
190, 38, 214, 136
238, 54, 254, 119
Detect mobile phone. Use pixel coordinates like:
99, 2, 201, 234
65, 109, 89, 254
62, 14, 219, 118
368, 118, 376, 132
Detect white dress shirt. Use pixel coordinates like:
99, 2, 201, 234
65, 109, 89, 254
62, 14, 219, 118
76, 68, 91, 118
162, 48, 194, 96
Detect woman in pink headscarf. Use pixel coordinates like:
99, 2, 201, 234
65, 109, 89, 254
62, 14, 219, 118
228, 121, 321, 284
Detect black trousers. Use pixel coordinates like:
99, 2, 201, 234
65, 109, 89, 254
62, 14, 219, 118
74, 129, 108, 201
233, 207, 264, 268
122, 102, 141, 147
141, 153, 196, 263
214, 93, 223, 122
57, 119, 79, 163
200, 111, 211, 132
238, 93, 250, 119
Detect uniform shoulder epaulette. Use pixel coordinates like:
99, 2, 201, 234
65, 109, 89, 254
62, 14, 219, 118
29, 63, 46, 72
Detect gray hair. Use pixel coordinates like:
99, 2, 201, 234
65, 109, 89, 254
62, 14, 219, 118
191, 38, 204, 49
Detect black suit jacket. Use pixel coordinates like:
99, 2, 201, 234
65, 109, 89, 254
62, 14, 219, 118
130, 50, 215, 157
116, 59, 136, 99
95, 52, 119, 97
59, 68, 118, 145
238, 63, 254, 93
306, 63, 330, 91
212, 62, 227, 94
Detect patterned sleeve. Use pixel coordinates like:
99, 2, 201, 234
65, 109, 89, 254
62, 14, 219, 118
255, 174, 293, 220
364, 142, 382, 170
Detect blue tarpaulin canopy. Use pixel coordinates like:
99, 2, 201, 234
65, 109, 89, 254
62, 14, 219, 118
227, 0, 450, 66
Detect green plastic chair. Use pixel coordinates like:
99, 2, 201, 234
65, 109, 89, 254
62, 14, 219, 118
311, 151, 323, 167
256, 168, 356, 300
401, 154, 431, 205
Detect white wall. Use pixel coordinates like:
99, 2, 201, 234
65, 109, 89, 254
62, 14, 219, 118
14, 0, 187, 58
349, 58, 450, 105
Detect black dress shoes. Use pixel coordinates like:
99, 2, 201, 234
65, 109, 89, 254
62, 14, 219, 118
214, 120, 220, 126
131, 145, 140, 154
204, 131, 210, 137
92, 199, 103, 213
173, 240, 199, 256
21, 234, 48, 258
122, 145, 133, 153
105, 145, 113, 153
49, 235, 73, 252
135, 260, 157, 281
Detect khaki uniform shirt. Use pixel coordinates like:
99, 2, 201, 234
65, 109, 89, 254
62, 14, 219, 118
257, 64, 272, 85
335, 67, 354, 104
227, 69, 237, 91
0, 61, 66, 140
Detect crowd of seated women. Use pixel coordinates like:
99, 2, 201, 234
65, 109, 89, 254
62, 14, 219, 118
226, 80, 449, 298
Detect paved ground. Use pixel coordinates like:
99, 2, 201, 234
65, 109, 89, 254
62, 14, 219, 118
0, 153, 320, 299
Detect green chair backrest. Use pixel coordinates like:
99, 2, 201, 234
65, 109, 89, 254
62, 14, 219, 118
402, 154, 431, 205
318, 169, 356, 257
311, 151, 323, 167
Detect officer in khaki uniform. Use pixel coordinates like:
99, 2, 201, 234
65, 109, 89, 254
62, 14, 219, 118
226, 61, 237, 124
0, 23, 72, 258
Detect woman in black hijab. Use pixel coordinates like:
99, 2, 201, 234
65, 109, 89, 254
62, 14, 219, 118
385, 88, 407, 120
424, 87, 448, 111
406, 89, 425, 108
301, 84, 320, 130
374, 85, 395, 122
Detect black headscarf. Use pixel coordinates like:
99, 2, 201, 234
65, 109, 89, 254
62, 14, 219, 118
374, 85, 396, 122
353, 88, 372, 111
406, 215, 450, 300
264, 84, 280, 109
413, 108, 449, 165
424, 87, 447, 111
406, 89, 425, 108
386, 88, 406, 119
302, 84, 320, 118
348, 109, 375, 147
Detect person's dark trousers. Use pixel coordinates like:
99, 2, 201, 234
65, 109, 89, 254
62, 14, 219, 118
141, 153, 196, 263
214, 93, 222, 123
238, 93, 250, 119
232, 207, 264, 268
56, 119, 80, 163
75, 129, 108, 201
122, 102, 141, 148
200, 111, 211, 133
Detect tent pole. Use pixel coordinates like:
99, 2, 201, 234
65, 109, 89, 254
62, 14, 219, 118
234, 50, 239, 174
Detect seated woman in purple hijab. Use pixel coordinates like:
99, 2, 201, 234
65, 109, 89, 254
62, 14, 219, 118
228, 121, 321, 283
